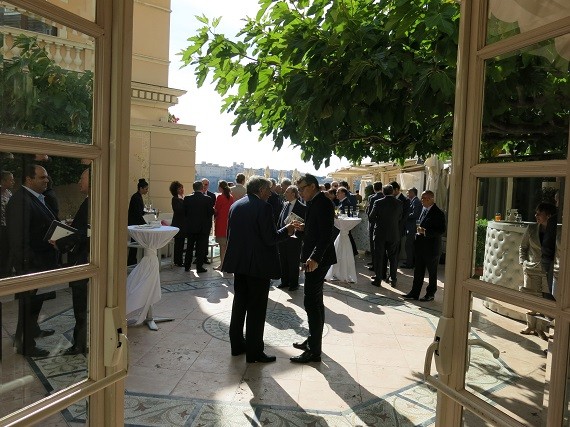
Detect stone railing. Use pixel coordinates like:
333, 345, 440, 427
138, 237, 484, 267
0, 27, 95, 72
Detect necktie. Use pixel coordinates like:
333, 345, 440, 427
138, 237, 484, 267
419, 208, 427, 223
38, 194, 56, 219
282, 203, 292, 226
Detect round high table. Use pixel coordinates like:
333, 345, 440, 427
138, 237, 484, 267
126, 225, 179, 330
326, 216, 362, 283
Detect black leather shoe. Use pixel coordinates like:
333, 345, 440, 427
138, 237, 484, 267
400, 264, 414, 269
420, 295, 435, 302
391, 280, 397, 288
371, 280, 380, 287
246, 352, 276, 363
231, 348, 246, 356
63, 346, 86, 356
276, 282, 289, 289
403, 293, 419, 300
367, 266, 375, 271
197, 267, 207, 273
17, 346, 50, 357
290, 350, 321, 363
370, 275, 377, 280
366, 262, 373, 266
293, 340, 308, 350
289, 285, 299, 291
34, 329, 55, 338
184, 266, 190, 272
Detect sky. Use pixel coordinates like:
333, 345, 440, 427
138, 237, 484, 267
168, 0, 350, 176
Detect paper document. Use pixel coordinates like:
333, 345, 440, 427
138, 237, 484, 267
44, 220, 78, 242
285, 211, 304, 225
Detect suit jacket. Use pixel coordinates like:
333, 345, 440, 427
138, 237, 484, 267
366, 192, 384, 217
301, 191, 337, 266
369, 195, 403, 242
6, 187, 59, 274
338, 198, 353, 215
171, 196, 186, 236
59, 197, 89, 265
267, 191, 283, 225
406, 196, 423, 231
416, 203, 446, 257
397, 193, 410, 235
278, 199, 307, 234
184, 191, 215, 234
222, 194, 290, 279
128, 192, 145, 225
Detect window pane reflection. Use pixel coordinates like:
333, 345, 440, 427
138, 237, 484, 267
41, 0, 96, 22
479, 36, 569, 163
0, 151, 91, 279
0, 281, 89, 419
0, 2, 95, 144
473, 177, 563, 301
467, 293, 553, 424
487, 1, 570, 44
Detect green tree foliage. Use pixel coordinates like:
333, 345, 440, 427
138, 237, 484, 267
0, 35, 93, 144
180, 0, 460, 168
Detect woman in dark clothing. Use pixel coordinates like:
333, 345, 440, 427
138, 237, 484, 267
169, 181, 186, 266
127, 178, 149, 265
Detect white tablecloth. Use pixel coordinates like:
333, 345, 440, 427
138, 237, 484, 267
126, 225, 179, 324
326, 217, 362, 283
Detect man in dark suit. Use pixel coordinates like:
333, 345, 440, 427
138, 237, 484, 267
404, 190, 446, 301
276, 185, 306, 291
55, 168, 90, 355
267, 178, 283, 225
369, 185, 403, 287
199, 178, 217, 265
7, 164, 59, 357
290, 174, 336, 364
366, 181, 384, 270
403, 187, 422, 268
390, 181, 409, 268
337, 186, 358, 255
183, 181, 215, 273
223, 176, 294, 363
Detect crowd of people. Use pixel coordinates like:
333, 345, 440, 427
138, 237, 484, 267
131, 172, 447, 364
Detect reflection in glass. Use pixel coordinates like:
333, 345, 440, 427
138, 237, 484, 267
0, 151, 91, 280
473, 177, 563, 301
0, 2, 95, 143
487, 1, 570, 44
467, 293, 552, 424
479, 36, 569, 163
0, 281, 89, 419
42, 0, 96, 22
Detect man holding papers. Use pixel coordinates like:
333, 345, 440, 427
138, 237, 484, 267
7, 164, 59, 357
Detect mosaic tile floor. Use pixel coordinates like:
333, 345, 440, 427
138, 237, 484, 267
3, 253, 549, 426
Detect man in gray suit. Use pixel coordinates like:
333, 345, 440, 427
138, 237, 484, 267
369, 185, 403, 287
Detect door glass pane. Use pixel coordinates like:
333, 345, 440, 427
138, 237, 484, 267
467, 292, 553, 425
42, 0, 96, 22
473, 176, 563, 302
487, 1, 570, 44
0, 2, 95, 144
479, 36, 569, 163
0, 281, 90, 419
0, 151, 91, 279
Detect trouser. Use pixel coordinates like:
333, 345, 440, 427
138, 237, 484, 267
278, 238, 302, 287
173, 236, 186, 266
304, 263, 329, 355
15, 291, 44, 354
70, 279, 88, 350
374, 239, 399, 282
229, 274, 270, 358
184, 232, 209, 268
410, 252, 440, 298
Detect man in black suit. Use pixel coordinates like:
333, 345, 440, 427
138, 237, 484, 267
390, 181, 409, 268
403, 187, 422, 268
290, 174, 336, 364
223, 176, 294, 363
54, 168, 90, 355
366, 181, 383, 270
199, 178, 217, 265
404, 190, 446, 301
276, 185, 306, 291
369, 185, 403, 287
7, 164, 59, 357
267, 178, 283, 225
183, 181, 215, 273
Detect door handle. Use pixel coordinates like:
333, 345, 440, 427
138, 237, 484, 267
104, 307, 129, 371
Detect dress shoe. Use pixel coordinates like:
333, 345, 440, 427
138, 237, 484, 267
34, 328, 55, 338
197, 267, 207, 273
184, 266, 190, 272
293, 340, 308, 350
366, 262, 373, 266
367, 266, 375, 271
63, 346, 86, 356
391, 280, 397, 288
231, 348, 246, 356
400, 264, 414, 269
17, 346, 50, 357
419, 295, 434, 302
290, 350, 321, 363
371, 280, 380, 287
289, 285, 299, 291
276, 282, 289, 289
246, 352, 276, 363
403, 293, 419, 300
370, 275, 377, 280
